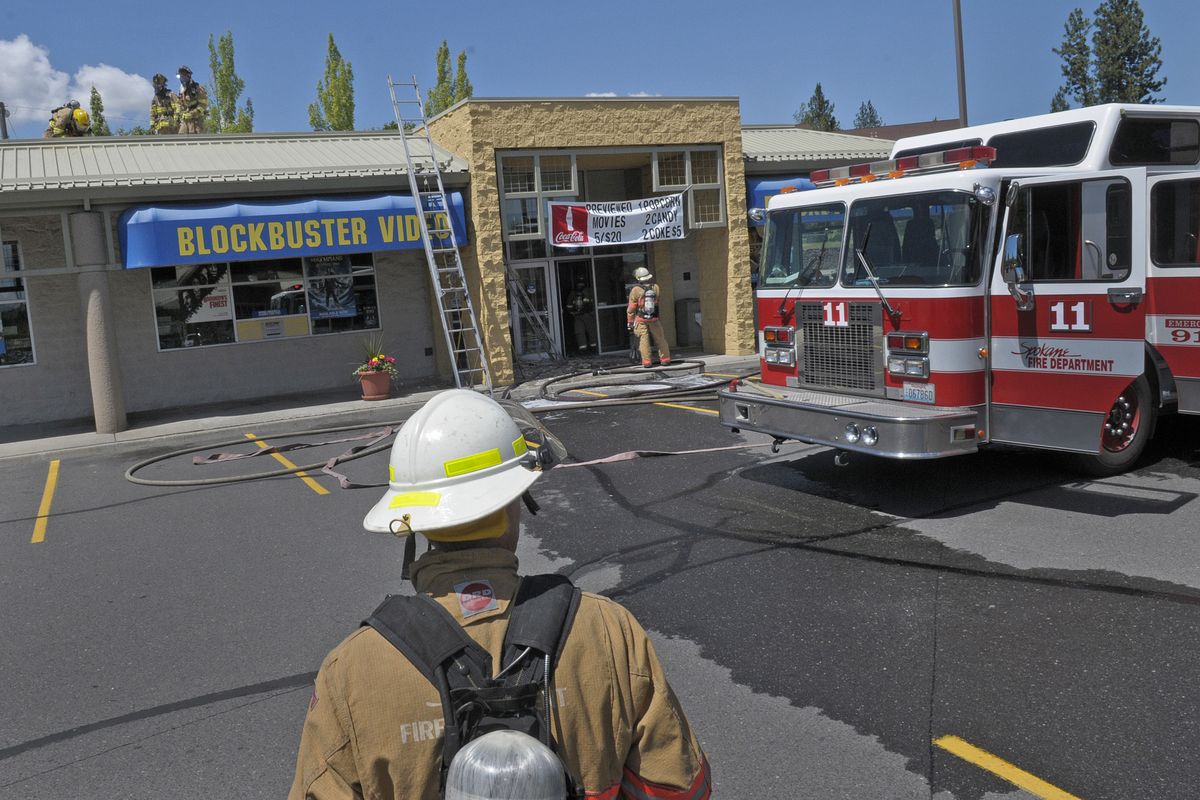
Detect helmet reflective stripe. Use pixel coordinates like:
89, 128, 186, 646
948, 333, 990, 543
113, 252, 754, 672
444, 447, 503, 478
387, 491, 441, 509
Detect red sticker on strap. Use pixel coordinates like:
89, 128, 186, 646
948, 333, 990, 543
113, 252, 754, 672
455, 580, 498, 617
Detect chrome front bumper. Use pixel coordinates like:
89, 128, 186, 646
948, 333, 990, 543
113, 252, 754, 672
718, 383, 980, 460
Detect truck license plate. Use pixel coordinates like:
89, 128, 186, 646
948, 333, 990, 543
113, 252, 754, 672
903, 382, 935, 404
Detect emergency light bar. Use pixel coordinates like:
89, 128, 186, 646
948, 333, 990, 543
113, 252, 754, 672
809, 146, 996, 188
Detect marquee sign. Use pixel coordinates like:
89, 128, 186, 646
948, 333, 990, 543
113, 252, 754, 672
548, 194, 685, 248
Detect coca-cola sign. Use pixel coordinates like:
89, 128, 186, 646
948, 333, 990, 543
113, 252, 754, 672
551, 204, 589, 245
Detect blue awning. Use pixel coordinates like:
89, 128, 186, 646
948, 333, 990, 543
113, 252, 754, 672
118, 193, 468, 268
746, 177, 815, 226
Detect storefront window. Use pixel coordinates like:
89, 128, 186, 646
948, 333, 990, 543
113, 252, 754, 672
0, 241, 34, 366
150, 253, 380, 350
655, 153, 688, 187
501, 157, 536, 194
540, 156, 574, 192
653, 148, 725, 228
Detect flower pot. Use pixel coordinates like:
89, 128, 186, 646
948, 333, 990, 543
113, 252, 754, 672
359, 371, 391, 401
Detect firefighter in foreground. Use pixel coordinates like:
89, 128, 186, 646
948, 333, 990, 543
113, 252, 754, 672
175, 65, 208, 134
43, 100, 90, 138
626, 266, 671, 368
149, 73, 179, 134
289, 390, 711, 800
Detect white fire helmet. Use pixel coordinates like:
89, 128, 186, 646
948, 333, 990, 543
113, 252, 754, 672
633, 266, 653, 282
445, 730, 566, 800
363, 390, 563, 539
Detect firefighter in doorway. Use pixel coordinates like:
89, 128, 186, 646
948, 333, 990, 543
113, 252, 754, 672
566, 278, 595, 353
626, 267, 671, 368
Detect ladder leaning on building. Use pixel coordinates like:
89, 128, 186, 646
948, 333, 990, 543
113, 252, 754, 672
388, 76, 493, 393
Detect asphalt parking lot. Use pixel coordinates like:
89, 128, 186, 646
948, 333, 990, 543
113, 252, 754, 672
3, 381, 1200, 799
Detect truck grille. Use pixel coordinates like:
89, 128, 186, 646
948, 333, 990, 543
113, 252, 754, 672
797, 302, 883, 394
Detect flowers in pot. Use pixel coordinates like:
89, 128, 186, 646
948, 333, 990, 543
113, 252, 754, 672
353, 336, 398, 401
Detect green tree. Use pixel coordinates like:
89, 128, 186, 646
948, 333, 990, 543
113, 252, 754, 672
1052, 7, 1096, 107
426, 41, 454, 116
453, 50, 473, 104
116, 125, 152, 136
207, 31, 255, 133
1051, 0, 1165, 108
308, 33, 355, 131
794, 83, 839, 131
88, 85, 111, 136
853, 100, 883, 129
1050, 87, 1071, 112
1093, 0, 1165, 102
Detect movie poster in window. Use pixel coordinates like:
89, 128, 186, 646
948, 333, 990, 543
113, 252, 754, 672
306, 255, 357, 319
185, 285, 233, 323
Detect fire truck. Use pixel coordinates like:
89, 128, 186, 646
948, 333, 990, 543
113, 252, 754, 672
719, 104, 1200, 474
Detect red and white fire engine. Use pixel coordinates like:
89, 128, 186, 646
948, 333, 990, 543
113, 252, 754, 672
720, 104, 1200, 474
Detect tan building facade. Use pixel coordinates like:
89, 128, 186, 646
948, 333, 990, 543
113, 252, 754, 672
429, 98, 756, 384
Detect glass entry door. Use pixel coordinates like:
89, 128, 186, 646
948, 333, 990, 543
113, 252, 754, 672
509, 261, 561, 358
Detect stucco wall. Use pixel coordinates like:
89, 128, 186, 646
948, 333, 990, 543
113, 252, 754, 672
1, 217, 92, 424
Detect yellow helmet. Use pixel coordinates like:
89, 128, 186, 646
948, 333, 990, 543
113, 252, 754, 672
72, 108, 91, 131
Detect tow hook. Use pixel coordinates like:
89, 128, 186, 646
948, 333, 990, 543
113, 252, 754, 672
833, 449, 850, 467
771, 437, 786, 454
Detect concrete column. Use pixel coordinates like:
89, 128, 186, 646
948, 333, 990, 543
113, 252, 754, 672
71, 212, 127, 434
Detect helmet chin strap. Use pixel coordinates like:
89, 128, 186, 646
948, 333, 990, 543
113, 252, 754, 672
522, 490, 540, 516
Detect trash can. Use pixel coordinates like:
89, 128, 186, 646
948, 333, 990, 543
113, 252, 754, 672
675, 298, 702, 348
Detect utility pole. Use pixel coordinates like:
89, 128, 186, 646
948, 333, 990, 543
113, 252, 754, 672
952, 0, 969, 127
0, 102, 9, 140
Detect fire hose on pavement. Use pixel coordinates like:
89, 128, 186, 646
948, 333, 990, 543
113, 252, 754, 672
124, 361, 765, 488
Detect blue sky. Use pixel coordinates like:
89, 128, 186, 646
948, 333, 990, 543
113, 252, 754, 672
2, 0, 1198, 139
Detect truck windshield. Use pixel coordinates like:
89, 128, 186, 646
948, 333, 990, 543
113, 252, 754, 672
841, 190, 987, 287
759, 202, 845, 289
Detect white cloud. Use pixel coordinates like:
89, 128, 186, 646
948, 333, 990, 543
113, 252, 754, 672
0, 34, 69, 124
585, 91, 663, 98
71, 64, 154, 126
0, 35, 151, 132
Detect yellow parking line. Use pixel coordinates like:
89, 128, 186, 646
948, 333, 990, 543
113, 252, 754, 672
568, 388, 610, 398
31, 459, 61, 544
705, 371, 741, 378
654, 402, 719, 415
934, 735, 1080, 800
245, 434, 330, 496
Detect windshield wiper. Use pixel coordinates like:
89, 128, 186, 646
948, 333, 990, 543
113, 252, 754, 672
776, 234, 829, 321
854, 223, 901, 325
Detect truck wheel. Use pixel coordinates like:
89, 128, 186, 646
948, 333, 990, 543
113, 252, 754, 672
1075, 374, 1154, 476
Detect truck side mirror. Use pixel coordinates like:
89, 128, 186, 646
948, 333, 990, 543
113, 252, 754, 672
1001, 233, 1026, 283
1001, 232, 1034, 311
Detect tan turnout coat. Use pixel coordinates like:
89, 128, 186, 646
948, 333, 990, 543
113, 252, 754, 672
290, 547, 711, 800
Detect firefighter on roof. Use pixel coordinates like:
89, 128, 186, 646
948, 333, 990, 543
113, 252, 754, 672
626, 266, 672, 368
289, 390, 711, 800
43, 101, 90, 138
150, 73, 179, 135
175, 65, 208, 134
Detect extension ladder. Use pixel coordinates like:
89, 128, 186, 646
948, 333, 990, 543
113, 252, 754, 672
387, 75, 492, 393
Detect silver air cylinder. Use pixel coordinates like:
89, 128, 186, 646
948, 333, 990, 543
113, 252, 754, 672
444, 730, 566, 800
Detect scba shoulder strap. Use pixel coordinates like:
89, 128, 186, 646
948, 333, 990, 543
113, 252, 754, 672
364, 573, 582, 789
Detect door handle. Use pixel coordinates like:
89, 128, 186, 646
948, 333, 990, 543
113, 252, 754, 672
1107, 287, 1143, 305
